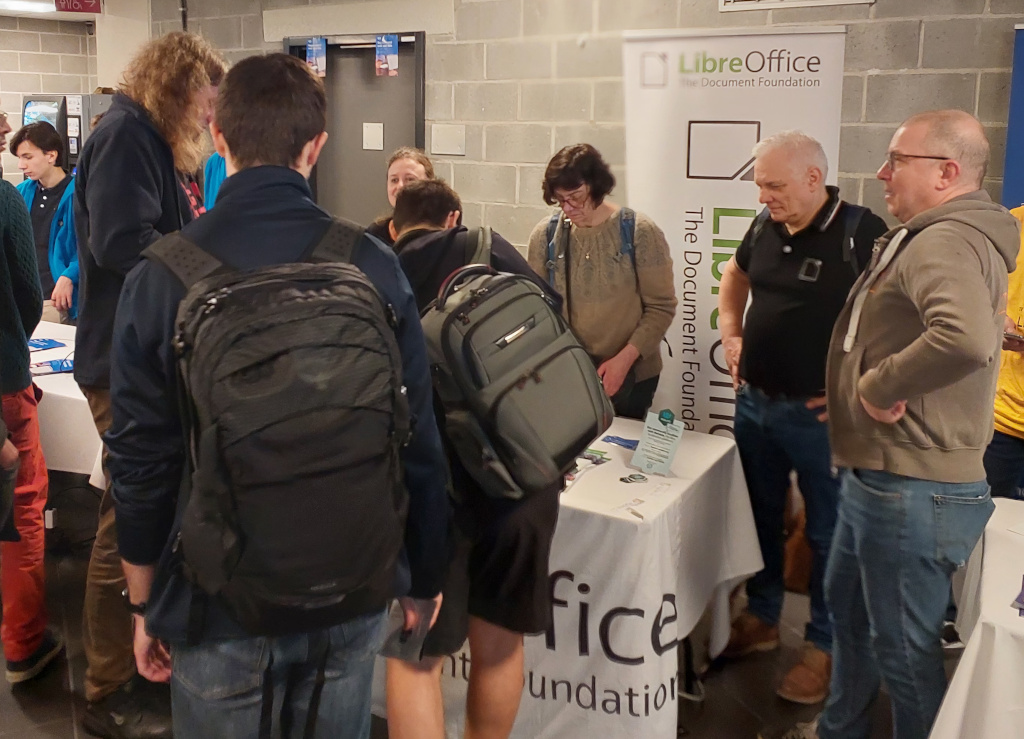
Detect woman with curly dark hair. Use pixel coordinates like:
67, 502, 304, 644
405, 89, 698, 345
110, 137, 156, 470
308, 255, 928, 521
73, 31, 226, 739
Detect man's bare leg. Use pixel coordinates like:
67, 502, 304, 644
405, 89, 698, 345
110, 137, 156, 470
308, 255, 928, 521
464, 616, 524, 739
385, 655, 446, 739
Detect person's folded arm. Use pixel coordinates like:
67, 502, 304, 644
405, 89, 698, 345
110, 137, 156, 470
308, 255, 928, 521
83, 128, 169, 276
858, 227, 999, 409
106, 263, 185, 566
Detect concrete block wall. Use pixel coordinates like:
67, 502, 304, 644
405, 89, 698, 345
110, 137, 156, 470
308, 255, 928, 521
151, 0, 279, 65
0, 17, 97, 184
150, 0, 1024, 241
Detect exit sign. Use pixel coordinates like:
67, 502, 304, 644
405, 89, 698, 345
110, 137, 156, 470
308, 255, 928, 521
55, 0, 102, 12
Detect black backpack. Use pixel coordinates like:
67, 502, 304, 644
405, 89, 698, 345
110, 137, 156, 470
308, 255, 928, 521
144, 220, 410, 636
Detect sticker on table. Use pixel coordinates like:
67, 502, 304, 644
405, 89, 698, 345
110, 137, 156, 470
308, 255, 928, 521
613, 497, 648, 520
630, 409, 683, 476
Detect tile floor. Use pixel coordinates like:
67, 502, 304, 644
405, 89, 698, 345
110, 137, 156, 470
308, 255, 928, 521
2, 472, 960, 738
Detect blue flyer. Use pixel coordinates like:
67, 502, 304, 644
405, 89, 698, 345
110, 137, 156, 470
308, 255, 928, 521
28, 338, 65, 351
630, 409, 684, 477
306, 37, 326, 78
375, 34, 399, 76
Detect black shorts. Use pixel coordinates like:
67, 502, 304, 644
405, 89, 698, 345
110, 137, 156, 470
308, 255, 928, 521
421, 485, 561, 658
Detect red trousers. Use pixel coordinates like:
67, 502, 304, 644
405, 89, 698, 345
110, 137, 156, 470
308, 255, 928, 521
1, 386, 49, 661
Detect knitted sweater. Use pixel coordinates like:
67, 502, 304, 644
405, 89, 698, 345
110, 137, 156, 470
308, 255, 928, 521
527, 208, 677, 382
1, 179, 42, 395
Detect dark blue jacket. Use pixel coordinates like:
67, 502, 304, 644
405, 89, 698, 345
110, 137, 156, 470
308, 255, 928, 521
74, 93, 195, 389
106, 166, 449, 643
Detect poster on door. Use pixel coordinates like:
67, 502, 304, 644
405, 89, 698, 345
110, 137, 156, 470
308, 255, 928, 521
376, 34, 399, 77
306, 37, 326, 77
623, 27, 846, 436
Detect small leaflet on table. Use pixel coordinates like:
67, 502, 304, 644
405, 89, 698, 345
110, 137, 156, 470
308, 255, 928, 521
630, 409, 684, 476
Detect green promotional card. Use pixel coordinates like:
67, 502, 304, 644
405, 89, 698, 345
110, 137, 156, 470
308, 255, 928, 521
630, 409, 683, 476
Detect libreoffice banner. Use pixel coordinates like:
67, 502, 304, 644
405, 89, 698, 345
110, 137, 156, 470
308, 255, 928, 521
623, 27, 846, 436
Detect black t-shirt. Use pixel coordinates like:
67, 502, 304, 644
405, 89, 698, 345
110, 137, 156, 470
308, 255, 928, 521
735, 189, 888, 397
30, 174, 71, 296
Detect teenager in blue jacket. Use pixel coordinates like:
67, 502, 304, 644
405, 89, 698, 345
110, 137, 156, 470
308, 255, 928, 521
12, 122, 78, 323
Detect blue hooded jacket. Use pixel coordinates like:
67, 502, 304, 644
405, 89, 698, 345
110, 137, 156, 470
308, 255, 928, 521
204, 152, 226, 209
17, 176, 79, 319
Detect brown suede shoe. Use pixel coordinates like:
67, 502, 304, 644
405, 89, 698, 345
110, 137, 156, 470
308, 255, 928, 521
777, 644, 832, 704
721, 611, 780, 659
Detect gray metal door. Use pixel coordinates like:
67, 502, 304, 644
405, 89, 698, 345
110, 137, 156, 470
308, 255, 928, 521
315, 38, 423, 226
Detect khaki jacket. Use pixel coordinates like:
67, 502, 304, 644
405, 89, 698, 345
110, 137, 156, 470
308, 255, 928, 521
826, 191, 1020, 483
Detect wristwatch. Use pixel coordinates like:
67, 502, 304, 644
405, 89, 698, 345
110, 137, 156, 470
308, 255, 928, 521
121, 587, 147, 616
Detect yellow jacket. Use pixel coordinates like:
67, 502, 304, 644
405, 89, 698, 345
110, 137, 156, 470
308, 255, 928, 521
994, 206, 1024, 438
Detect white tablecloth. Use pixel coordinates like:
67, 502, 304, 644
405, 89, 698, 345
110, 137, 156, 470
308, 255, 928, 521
30, 321, 104, 487
931, 498, 1024, 739
373, 417, 763, 739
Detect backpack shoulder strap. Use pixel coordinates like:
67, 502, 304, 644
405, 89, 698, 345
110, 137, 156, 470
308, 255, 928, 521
309, 217, 366, 264
841, 204, 868, 276
458, 227, 480, 265
619, 207, 636, 266
545, 212, 562, 284
142, 232, 225, 291
748, 207, 773, 245
470, 225, 492, 266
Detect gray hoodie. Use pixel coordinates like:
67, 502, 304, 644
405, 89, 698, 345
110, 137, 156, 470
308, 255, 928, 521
826, 190, 1021, 483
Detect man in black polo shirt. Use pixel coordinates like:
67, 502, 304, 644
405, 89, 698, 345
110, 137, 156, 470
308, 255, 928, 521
717, 131, 887, 706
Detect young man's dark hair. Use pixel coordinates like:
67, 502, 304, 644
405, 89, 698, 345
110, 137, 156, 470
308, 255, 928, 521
392, 179, 462, 234
9, 122, 64, 165
107, 52, 449, 736
215, 53, 326, 169
541, 142, 616, 206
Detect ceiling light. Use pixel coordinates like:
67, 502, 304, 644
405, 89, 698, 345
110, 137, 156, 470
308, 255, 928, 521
0, 1, 57, 12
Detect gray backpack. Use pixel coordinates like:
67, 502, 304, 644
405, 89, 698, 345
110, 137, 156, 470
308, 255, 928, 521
420, 230, 613, 500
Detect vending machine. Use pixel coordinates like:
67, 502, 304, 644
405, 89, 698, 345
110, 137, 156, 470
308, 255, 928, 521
21, 93, 113, 170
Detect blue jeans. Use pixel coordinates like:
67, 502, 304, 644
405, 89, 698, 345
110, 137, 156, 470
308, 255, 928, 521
982, 429, 1024, 499
733, 385, 839, 651
819, 469, 993, 739
170, 609, 387, 739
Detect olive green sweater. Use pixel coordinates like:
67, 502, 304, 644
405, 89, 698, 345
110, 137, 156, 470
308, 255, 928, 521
527, 208, 677, 382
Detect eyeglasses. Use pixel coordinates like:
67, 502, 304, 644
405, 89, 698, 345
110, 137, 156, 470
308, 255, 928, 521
882, 151, 952, 171
554, 185, 589, 209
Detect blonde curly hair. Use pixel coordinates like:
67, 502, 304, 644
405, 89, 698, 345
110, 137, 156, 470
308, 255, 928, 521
120, 32, 226, 174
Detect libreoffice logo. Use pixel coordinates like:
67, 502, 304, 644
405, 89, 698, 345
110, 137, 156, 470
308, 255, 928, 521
679, 49, 822, 74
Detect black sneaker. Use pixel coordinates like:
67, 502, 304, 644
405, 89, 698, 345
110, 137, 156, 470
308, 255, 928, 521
82, 675, 173, 739
5, 629, 64, 684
